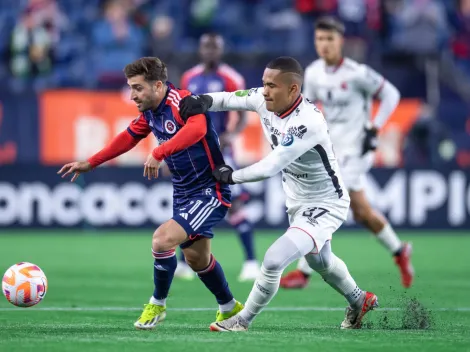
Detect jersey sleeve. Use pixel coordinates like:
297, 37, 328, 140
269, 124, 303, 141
303, 65, 317, 101
127, 114, 152, 139
355, 64, 386, 97
208, 88, 264, 113
152, 114, 207, 161
232, 114, 321, 183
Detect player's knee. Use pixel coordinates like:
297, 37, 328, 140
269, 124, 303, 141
184, 252, 210, 271
152, 229, 174, 252
262, 246, 284, 272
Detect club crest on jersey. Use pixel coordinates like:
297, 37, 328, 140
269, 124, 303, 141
281, 133, 294, 147
287, 125, 307, 139
165, 120, 176, 134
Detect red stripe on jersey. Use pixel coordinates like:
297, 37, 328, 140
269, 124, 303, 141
180, 64, 204, 90
201, 138, 231, 208
166, 88, 191, 126
373, 78, 386, 99
217, 64, 245, 92
277, 95, 303, 119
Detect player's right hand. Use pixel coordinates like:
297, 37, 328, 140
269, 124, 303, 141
57, 161, 92, 182
179, 94, 213, 121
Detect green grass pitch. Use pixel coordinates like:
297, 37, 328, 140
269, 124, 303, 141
0, 230, 469, 352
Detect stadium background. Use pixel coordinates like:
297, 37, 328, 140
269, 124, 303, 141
0, 1, 470, 351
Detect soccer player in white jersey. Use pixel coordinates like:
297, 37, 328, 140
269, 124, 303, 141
281, 16, 414, 290
179, 57, 378, 331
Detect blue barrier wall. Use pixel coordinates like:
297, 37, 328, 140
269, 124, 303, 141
1, 166, 469, 229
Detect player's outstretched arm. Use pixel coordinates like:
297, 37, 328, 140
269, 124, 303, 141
57, 129, 143, 182
179, 88, 263, 120
214, 123, 317, 184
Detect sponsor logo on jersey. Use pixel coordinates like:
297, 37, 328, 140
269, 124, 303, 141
165, 120, 176, 134
270, 127, 281, 136
282, 168, 308, 179
281, 133, 294, 147
262, 118, 271, 127
235, 90, 248, 97
287, 125, 308, 139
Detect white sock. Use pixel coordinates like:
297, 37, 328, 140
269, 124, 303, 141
307, 252, 359, 304
219, 298, 236, 313
150, 296, 166, 307
297, 256, 314, 276
239, 227, 313, 324
239, 265, 281, 324
344, 286, 365, 307
376, 223, 402, 254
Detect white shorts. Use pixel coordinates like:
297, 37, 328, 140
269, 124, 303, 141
286, 196, 350, 254
338, 152, 374, 192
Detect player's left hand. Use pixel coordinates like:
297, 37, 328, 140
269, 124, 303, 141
362, 125, 378, 155
179, 94, 213, 121
144, 154, 161, 180
212, 164, 235, 184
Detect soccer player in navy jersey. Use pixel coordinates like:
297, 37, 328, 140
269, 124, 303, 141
58, 57, 243, 330
176, 33, 259, 282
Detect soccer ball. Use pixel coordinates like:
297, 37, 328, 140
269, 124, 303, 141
2, 262, 48, 307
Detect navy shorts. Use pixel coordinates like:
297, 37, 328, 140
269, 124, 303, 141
173, 195, 229, 249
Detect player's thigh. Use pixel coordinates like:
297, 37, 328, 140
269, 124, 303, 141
349, 189, 373, 215
153, 219, 188, 250
173, 195, 228, 247
181, 237, 211, 270
289, 198, 349, 254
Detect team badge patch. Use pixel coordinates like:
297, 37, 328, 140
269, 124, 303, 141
281, 133, 294, 146
165, 120, 176, 134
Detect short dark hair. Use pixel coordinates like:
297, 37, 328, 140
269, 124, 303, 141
124, 57, 168, 83
314, 16, 345, 35
266, 56, 304, 77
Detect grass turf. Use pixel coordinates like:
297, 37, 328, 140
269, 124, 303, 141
0, 230, 469, 351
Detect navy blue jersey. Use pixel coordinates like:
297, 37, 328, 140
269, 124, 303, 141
181, 63, 245, 136
127, 82, 231, 207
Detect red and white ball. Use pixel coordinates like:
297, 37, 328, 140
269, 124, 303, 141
2, 262, 48, 307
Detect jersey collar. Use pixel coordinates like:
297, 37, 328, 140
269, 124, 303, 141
153, 82, 175, 114
276, 95, 302, 119
325, 57, 344, 74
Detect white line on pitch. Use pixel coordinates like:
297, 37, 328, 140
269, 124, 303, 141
0, 307, 469, 312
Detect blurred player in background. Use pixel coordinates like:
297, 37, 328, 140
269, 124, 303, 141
177, 33, 260, 282
179, 56, 378, 331
58, 57, 243, 330
281, 17, 414, 290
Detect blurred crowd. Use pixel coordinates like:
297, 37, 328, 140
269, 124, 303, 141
0, 0, 470, 167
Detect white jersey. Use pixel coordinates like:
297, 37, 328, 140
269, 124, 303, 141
303, 58, 386, 157
208, 88, 347, 205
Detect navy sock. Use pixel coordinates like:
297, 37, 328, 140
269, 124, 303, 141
197, 254, 234, 304
235, 219, 256, 261
152, 249, 177, 300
